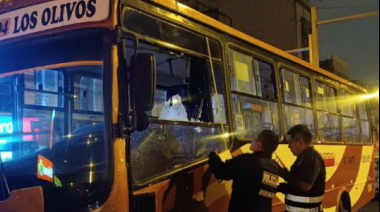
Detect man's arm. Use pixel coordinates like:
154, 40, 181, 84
208, 152, 241, 181
281, 156, 321, 192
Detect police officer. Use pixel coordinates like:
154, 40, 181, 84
209, 130, 281, 212
279, 125, 326, 212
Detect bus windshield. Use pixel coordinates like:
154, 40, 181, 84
0, 34, 111, 212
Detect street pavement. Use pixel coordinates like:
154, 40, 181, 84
359, 195, 379, 212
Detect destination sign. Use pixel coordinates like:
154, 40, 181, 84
0, 0, 110, 41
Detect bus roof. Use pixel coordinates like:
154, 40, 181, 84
148, 0, 367, 93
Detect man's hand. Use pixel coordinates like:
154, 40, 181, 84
208, 152, 222, 164
209, 151, 219, 159
280, 168, 290, 180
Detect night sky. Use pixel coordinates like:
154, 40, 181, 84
311, 0, 379, 84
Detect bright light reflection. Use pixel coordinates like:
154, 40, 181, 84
89, 162, 94, 184
317, 90, 379, 110
359, 90, 379, 100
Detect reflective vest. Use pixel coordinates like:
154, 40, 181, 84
285, 148, 326, 212
285, 194, 324, 212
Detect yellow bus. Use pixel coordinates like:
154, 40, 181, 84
0, 0, 376, 212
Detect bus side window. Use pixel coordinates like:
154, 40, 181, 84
315, 82, 342, 143
74, 76, 104, 113
24, 70, 64, 108
22, 69, 66, 152
282, 69, 301, 106
72, 68, 104, 133
340, 90, 361, 144
359, 102, 371, 144
256, 60, 277, 101
129, 41, 228, 183
228, 49, 281, 139
281, 68, 315, 136
229, 50, 258, 96
281, 69, 312, 108
340, 90, 357, 117
300, 76, 312, 108
127, 42, 226, 124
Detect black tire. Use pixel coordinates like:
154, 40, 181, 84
339, 199, 349, 212
339, 200, 345, 212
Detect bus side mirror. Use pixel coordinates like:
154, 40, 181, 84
130, 53, 156, 132
131, 53, 157, 112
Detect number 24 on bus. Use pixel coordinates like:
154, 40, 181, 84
0, 19, 9, 37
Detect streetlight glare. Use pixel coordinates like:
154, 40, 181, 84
361, 90, 380, 100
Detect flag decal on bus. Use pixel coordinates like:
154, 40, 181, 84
37, 155, 54, 183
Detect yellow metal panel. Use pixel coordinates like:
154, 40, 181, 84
112, 45, 119, 124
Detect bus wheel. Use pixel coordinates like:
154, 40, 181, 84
339, 192, 351, 212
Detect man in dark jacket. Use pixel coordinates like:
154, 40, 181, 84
279, 125, 326, 212
209, 130, 281, 212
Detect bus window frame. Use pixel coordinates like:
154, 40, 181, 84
358, 98, 372, 145
71, 72, 104, 114
278, 63, 317, 140
130, 39, 228, 127
314, 80, 339, 114
279, 64, 315, 111
226, 43, 282, 142
311, 76, 343, 145
226, 44, 278, 99
313, 79, 344, 144
121, 7, 222, 61
339, 88, 363, 145
364, 100, 373, 145
121, 12, 231, 186
22, 69, 66, 109
128, 39, 231, 185
121, 1, 232, 124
